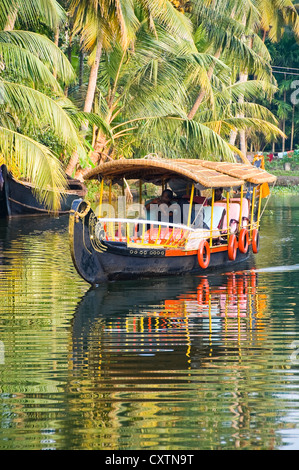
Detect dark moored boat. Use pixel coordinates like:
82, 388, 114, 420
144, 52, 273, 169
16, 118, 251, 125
69, 158, 276, 285
0, 164, 87, 218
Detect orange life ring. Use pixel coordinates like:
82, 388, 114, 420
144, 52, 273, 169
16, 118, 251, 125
197, 278, 210, 304
197, 240, 210, 269
252, 229, 260, 253
238, 228, 249, 254
228, 234, 238, 261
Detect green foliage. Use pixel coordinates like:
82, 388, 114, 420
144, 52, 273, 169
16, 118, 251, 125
272, 185, 299, 194
261, 28, 299, 152
0, 0, 90, 210
2, 0, 299, 200
67, 0, 291, 171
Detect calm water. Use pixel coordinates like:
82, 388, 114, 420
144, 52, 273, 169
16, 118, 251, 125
1, 197, 299, 450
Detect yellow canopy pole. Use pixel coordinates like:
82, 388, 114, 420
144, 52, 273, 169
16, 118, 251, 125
239, 185, 244, 229
250, 187, 256, 236
109, 180, 112, 205
155, 224, 161, 245
257, 185, 262, 229
99, 179, 104, 218
210, 189, 215, 247
226, 191, 230, 243
108, 181, 115, 240
126, 223, 130, 245
141, 222, 146, 244
187, 183, 195, 227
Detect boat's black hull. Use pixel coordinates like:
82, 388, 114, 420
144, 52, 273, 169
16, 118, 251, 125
0, 164, 87, 218
70, 199, 251, 286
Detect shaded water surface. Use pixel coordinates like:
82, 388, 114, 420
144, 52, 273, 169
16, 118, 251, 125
1, 197, 299, 450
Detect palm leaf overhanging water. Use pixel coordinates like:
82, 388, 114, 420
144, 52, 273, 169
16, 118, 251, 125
0, 0, 87, 211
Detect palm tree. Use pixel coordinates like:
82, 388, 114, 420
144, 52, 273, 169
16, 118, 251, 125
183, 0, 299, 159
228, 0, 299, 155
65, 0, 286, 176
65, 0, 194, 175
67, 19, 284, 176
0, 0, 86, 210
185, 1, 271, 116
257, 0, 299, 42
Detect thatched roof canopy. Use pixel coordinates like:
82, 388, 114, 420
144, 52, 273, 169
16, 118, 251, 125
194, 160, 277, 185
84, 158, 276, 188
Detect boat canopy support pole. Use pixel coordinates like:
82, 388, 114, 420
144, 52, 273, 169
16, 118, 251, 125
210, 188, 215, 247
250, 187, 256, 236
187, 183, 195, 227
239, 185, 244, 228
257, 185, 262, 229
226, 190, 230, 242
99, 178, 104, 218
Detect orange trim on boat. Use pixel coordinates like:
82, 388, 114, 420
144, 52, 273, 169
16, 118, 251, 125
165, 245, 228, 257
165, 249, 197, 257
165, 238, 253, 258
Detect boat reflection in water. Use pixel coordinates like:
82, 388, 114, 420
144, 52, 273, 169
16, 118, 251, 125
71, 270, 268, 374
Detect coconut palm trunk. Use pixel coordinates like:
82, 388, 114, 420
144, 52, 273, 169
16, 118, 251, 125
83, 40, 103, 115
229, 71, 248, 153
65, 39, 103, 176
187, 49, 221, 120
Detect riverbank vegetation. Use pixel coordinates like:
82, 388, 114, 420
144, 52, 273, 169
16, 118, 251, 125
1, 0, 299, 208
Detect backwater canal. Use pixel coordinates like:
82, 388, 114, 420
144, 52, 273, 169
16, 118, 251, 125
0, 196, 299, 450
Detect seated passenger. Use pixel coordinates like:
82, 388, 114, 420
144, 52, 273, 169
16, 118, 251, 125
145, 189, 177, 223
207, 187, 224, 205
145, 189, 174, 211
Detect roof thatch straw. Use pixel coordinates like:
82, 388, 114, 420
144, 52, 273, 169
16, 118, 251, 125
84, 158, 276, 188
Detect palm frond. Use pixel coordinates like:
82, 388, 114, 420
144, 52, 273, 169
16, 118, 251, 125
0, 30, 76, 85
0, 41, 62, 92
0, 0, 65, 31
0, 80, 82, 152
206, 117, 285, 140
134, 115, 237, 161
0, 126, 67, 211
68, 109, 114, 142
139, 0, 194, 42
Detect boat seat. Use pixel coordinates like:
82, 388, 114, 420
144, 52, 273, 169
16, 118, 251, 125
215, 199, 249, 233
202, 206, 226, 230
179, 206, 224, 250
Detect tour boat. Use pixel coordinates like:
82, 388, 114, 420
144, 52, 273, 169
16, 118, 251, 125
69, 157, 276, 285
0, 164, 87, 218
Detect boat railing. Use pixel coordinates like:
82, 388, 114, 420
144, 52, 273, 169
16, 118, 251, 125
92, 189, 260, 251
94, 217, 225, 250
